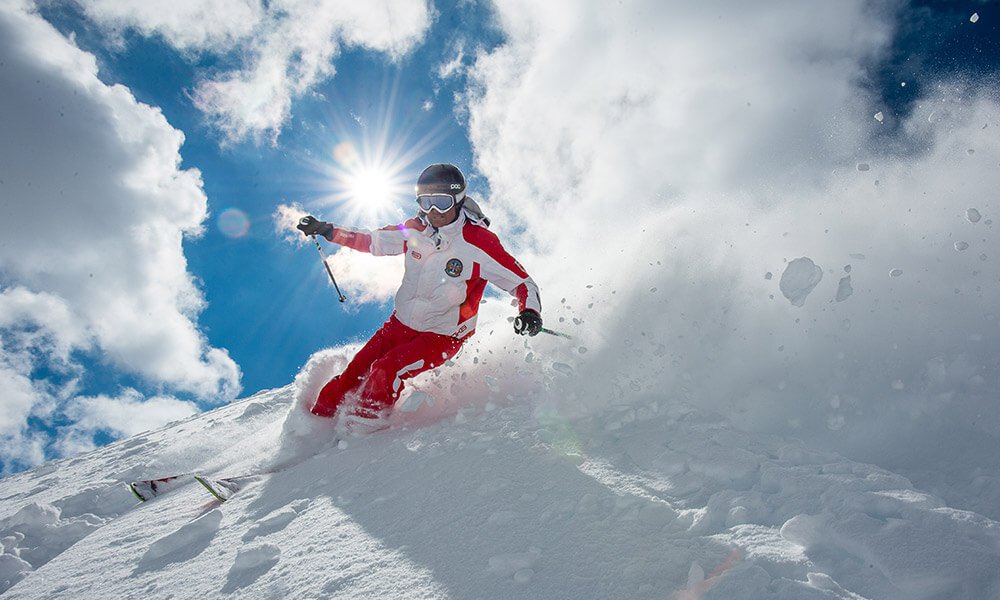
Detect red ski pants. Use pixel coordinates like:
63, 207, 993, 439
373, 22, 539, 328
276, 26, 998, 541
311, 315, 465, 419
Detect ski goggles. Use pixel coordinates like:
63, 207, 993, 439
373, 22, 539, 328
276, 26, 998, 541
416, 193, 462, 214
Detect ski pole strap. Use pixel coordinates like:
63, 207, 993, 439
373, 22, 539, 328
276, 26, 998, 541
311, 235, 347, 303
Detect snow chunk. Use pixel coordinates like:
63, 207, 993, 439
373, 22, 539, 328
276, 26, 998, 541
889, 268, 903, 278
137, 509, 223, 573
398, 390, 434, 413
970, 12, 979, 23
638, 501, 677, 530
225, 543, 281, 592
551, 362, 575, 376
874, 111, 884, 122
856, 162, 871, 172
955, 241, 969, 251
779, 257, 823, 307
967, 208, 982, 223
835, 276, 853, 302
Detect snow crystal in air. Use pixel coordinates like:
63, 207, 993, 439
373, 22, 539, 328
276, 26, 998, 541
551, 362, 575, 376
971, 12, 979, 23
835, 276, 853, 302
955, 241, 969, 251
856, 163, 871, 172
779, 257, 823, 307
889, 268, 903, 277
849, 253, 866, 260
967, 208, 982, 223
874, 112, 884, 122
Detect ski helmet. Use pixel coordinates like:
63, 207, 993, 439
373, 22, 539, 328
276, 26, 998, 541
415, 163, 466, 201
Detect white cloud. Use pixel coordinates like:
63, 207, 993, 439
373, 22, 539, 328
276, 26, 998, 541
326, 247, 404, 305
0, 352, 43, 437
75, 0, 433, 143
0, 2, 241, 468
273, 203, 403, 305
205, 0, 429, 143
65, 389, 198, 438
461, 0, 1000, 461
77, 0, 264, 52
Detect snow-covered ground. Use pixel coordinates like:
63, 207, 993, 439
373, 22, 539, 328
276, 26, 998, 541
2, 345, 999, 599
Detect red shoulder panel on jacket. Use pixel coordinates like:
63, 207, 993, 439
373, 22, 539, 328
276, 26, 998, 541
462, 223, 529, 277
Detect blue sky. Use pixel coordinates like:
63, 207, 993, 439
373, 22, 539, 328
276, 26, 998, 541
2, 0, 1000, 476
35, 0, 500, 395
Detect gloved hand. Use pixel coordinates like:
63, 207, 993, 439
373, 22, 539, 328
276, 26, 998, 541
513, 309, 543, 336
297, 215, 335, 241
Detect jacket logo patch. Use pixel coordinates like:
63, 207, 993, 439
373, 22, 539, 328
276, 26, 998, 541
445, 258, 463, 277
411, 250, 422, 260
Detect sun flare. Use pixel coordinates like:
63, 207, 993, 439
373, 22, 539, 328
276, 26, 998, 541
291, 77, 458, 228
346, 166, 395, 213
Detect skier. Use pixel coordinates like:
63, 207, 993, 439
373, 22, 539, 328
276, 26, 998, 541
296, 163, 543, 432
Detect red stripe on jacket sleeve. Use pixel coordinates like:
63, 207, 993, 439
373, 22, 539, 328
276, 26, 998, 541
513, 283, 530, 312
331, 227, 372, 252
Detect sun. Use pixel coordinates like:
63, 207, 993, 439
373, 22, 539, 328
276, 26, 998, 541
346, 166, 395, 213
329, 158, 413, 225
289, 70, 459, 227
300, 137, 418, 227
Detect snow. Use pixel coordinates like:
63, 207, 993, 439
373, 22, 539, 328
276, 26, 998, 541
835, 276, 854, 302
779, 257, 823, 307
0, 359, 997, 600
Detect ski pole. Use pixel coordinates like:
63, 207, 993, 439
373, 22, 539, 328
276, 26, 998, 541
309, 234, 347, 303
540, 327, 573, 339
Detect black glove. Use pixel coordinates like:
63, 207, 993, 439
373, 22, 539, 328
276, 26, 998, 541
297, 215, 334, 241
513, 309, 543, 336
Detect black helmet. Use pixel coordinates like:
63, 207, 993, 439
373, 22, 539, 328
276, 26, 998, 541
416, 163, 466, 201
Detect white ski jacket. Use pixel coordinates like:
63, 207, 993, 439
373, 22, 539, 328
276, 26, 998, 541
327, 206, 542, 338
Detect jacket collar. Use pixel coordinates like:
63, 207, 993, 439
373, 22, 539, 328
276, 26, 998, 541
418, 212, 466, 250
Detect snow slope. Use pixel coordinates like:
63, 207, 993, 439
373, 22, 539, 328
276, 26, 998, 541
1, 349, 1000, 599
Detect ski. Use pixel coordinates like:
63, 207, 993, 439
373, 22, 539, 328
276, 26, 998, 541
194, 474, 260, 502
127, 433, 360, 503
128, 472, 262, 502
129, 475, 189, 502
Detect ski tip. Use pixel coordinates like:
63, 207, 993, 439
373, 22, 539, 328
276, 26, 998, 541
128, 482, 148, 502
194, 475, 231, 502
